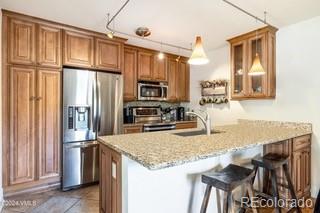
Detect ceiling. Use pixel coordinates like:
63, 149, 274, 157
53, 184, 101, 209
1, 0, 320, 56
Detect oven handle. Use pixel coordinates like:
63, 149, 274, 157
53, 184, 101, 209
144, 125, 176, 132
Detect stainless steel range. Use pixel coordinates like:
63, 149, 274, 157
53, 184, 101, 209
132, 107, 176, 132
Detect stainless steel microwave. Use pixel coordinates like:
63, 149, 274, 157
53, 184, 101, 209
138, 82, 168, 101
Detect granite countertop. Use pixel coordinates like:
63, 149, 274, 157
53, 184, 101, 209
98, 120, 312, 170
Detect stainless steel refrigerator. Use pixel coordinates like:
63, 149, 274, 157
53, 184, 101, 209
62, 68, 123, 190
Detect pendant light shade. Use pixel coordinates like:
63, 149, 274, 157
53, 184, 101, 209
248, 53, 265, 76
188, 36, 209, 65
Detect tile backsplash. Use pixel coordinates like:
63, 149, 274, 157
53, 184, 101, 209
124, 101, 181, 109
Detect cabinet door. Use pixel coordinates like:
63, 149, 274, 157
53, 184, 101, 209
111, 149, 122, 213
63, 30, 94, 68
303, 148, 311, 195
177, 60, 190, 102
247, 34, 267, 97
37, 69, 61, 179
153, 56, 168, 82
137, 51, 153, 80
38, 25, 62, 68
292, 150, 304, 198
9, 66, 36, 185
95, 38, 122, 72
100, 144, 110, 213
230, 41, 247, 99
100, 144, 122, 213
123, 48, 137, 101
168, 58, 178, 101
8, 18, 36, 65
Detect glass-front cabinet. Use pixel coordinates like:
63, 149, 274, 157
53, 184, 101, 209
228, 26, 277, 100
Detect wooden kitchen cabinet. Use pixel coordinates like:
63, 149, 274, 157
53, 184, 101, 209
38, 24, 62, 68
137, 50, 154, 80
175, 121, 197, 129
100, 143, 122, 213
168, 57, 178, 101
228, 26, 277, 100
177, 59, 190, 102
123, 124, 143, 134
95, 38, 122, 72
153, 56, 168, 82
63, 30, 94, 68
264, 134, 311, 199
9, 66, 36, 185
37, 69, 61, 179
123, 47, 138, 101
8, 18, 36, 65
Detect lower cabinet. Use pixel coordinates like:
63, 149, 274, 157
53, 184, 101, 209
100, 143, 122, 213
264, 134, 311, 199
123, 124, 143, 134
4, 65, 61, 195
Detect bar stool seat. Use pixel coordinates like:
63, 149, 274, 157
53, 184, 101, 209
202, 164, 255, 191
252, 153, 289, 170
200, 164, 257, 213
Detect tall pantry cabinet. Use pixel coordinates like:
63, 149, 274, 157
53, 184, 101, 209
2, 12, 61, 195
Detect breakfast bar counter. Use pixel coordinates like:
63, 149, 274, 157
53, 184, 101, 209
98, 120, 312, 213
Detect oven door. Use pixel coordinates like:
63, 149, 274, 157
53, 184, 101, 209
138, 83, 168, 101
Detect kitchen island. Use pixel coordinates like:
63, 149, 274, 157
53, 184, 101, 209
98, 120, 312, 213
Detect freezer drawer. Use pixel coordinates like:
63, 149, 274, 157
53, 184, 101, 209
62, 141, 99, 190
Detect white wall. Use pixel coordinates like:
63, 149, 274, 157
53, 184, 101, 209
189, 16, 320, 197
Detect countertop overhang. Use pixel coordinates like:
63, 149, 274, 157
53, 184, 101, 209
98, 120, 312, 170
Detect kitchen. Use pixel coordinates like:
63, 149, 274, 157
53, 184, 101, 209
0, 0, 320, 213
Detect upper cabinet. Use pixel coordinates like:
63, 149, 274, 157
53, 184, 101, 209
95, 38, 122, 72
8, 18, 36, 65
137, 50, 154, 80
137, 50, 168, 82
153, 56, 168, 82
38, 24, 62, 68
123, 47, 137, 101
167, 57, 178, 101
177, 59, 190, 102
228, 26, 277, 100
63, 30, 94, 68
168, 57, 190, 102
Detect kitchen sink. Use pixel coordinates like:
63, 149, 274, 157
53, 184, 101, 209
172, 130, 224, 137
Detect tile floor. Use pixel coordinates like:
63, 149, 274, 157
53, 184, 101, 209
1, 185, 99, 213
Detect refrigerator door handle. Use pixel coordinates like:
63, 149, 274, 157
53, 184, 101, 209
97, 80, 102, 132
113, 77, 119, 135
92, 79, 97, 133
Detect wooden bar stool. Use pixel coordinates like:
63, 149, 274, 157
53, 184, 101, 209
200, 164, 258, 213
251, 153, 302, 213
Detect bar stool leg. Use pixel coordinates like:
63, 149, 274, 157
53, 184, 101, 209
223, 191, 231, 213
200, 185, 212, 213
283, 164, 302, 213
246, 182, 258, 213
270, 170, 281, 213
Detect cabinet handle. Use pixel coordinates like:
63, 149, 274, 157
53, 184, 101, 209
30, 96, 36, 101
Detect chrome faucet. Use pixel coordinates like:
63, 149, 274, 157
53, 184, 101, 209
186, 110, 211, 136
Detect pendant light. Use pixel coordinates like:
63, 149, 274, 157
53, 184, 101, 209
248, 18, 265, 76
188, 36, 209, 65
107, 14, 115, 39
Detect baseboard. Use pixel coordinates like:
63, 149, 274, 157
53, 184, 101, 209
4, 181, 60, 198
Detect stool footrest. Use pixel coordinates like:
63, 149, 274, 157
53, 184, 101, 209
254, 190, 274, 200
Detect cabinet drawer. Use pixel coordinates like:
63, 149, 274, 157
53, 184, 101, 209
293, 135, 311, 151
123, 125, 143, 134
176, 121, 197, 130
